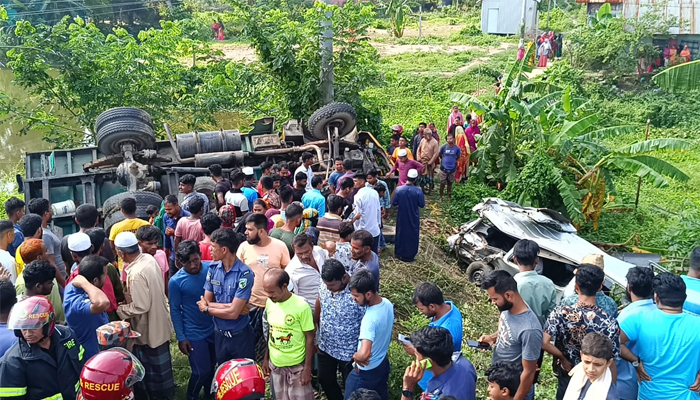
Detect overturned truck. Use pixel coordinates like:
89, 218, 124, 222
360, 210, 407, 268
20, 103, 392, 236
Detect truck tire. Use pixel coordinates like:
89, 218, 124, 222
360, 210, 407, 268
308, 102, 357, 140
466, 261, 494, 286
97, 120, 156, 156
102, 191, 163, 221
194, 176, 216, 211
95, 107, 154, 133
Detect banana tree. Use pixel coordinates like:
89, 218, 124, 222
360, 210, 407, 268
386, 0, 413, 38
652, 60, 700, 93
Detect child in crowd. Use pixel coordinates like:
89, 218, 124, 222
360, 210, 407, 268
563, 333, 619, 400
486, 362, 521, 400
146, 204, 159, 225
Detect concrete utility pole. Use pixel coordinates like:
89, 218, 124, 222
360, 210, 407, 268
320, 0, 335, 105
518, 0, 528, 50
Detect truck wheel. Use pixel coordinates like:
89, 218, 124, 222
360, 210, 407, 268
194, 176, 216, 211
95, 107, 154, 133
97, 120, 156, 156
102, 191, 163, 227
466, 261, 494, 286
308, 102, 357, 140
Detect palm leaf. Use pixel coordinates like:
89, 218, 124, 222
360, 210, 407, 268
652, 60, 700, 93
616, 138, 692, 154
609, 155, 689, 188
559, 114, 598, 139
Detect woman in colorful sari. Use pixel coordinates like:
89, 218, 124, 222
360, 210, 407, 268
681, 45, 691, 63
464, 118, 479, 154
454, 125, 470, 182
447, 105, 464, 130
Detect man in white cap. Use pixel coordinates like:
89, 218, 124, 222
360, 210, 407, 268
241, 167, 259, 211
66, 232, 94, 274
391, 169, 425, 262
115, 231, 175, 399
386, 148, 424, 187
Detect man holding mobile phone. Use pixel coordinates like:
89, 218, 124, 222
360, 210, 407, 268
478, 271, 542, 400
400, 326, 477, 400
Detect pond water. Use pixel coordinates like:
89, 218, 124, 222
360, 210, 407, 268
0, 69, 56, 175
0, 69, 251, 177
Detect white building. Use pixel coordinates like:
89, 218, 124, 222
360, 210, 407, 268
481, 0, 539, 37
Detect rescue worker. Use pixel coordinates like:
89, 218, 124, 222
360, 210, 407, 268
77, 347, 145, 400
210, 358, 266, 400
0, 296, 86, 400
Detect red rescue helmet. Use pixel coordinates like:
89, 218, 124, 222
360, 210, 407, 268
391, 124, 404, 134
211, 359, 265, 400
7, 296, 55, 340
78, 348, 145, 400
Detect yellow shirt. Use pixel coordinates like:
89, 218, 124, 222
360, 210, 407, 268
109, 218, 151, 269
391, 147, 415, 163
15, 245, 25, 276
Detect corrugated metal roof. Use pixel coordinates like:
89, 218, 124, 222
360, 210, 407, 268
623, 0, 699, 35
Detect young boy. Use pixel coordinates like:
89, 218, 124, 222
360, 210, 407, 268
486, 362, 521, 400
563, 332, 619, 400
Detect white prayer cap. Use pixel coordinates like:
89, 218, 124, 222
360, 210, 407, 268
242, 167, 255, 176
114, 231, 138, 248
398, 149, 408, 157
68, 232, 92, 252
407, 169, 419, 179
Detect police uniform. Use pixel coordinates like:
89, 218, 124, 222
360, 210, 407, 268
204, 259, 255, 365
0, 325, 86, 400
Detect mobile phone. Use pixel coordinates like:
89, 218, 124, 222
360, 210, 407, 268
398, 334, 412, 345
467, 339, 492, 351
419, 359, 433, 369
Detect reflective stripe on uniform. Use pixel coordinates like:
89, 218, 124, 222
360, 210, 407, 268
0, 387, 28, 397
78, 345, 85, 361
75, 381, 80, 393
40, 394, 63, 400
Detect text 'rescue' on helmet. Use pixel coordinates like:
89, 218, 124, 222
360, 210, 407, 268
211, 359, 265, 400
7, 296, 55, 340
79, 348, 145, 400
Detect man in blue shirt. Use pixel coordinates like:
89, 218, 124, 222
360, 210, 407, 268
616, 267, 656, 400
4, 197, 25, 257
681, 247, 700, 315
620, 272, 700, 400
400, 326, 477, 400
170, 240, 215, 400
329, 157, 345, 193
0, 280, 18, 357
179, 174, 210, 214
63, 255, 111, 359
315, 259, 366, 400
241, 167, 259, 211
198, 228, 255, 364
302, 176, 327, 217
438, 133, 461, 202
345, 269, 394, 400
409, 282, 463, 390
163, 194, 190, 277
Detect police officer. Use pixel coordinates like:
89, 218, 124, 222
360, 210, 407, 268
197, 228, 256, 364
0, 296, 86, 400
78, 348, 145, 400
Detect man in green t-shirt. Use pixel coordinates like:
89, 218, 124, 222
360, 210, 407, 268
263, 268, 315, 400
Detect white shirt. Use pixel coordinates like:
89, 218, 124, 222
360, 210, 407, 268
294, 165, 314, 192
0, 248, 17, 284
285, 246, 328, 311
225, 191, 249, 213
353, 186, 382, 237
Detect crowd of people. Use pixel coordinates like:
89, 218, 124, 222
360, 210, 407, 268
2, 112, 700, 400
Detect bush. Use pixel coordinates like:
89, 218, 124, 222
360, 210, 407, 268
444, 181, 499, 225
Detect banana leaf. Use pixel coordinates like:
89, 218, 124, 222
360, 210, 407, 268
616, 138, 692, 154
576, 125, 637, 141
652, 60, 700, 93
609, 155, 689, 188
448, 92, 487, 115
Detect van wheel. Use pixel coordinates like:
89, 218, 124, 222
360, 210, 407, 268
307, 102, 357, 140
466, 261, 494, 286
